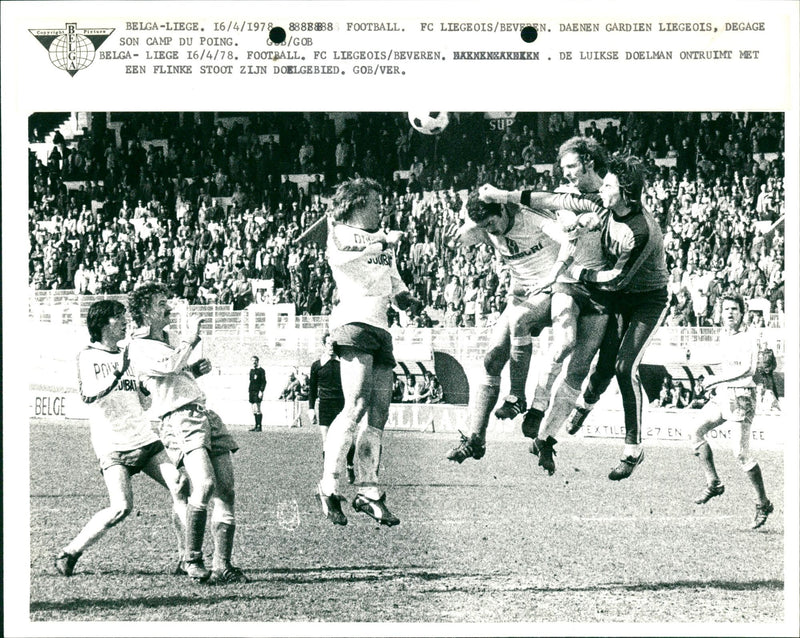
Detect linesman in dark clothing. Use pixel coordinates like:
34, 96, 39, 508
249, 356, 267, 431
308, 332, 355, 483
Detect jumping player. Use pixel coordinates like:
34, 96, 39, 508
127, 282, 246, 584
317, 177, 422, 526
564, 155, 669, 480
476, 136, 612, 474
55, 300, 188, 577
481, 154, 668, 480
308, 332, 355, 483
691, 294, 774, 529
445, 189, 602, 463
248, 355, 266, 431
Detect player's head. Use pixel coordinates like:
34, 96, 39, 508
720, 294, 745, 331
558, 136, 608, 190
251, 356, 259, 367
465, 191, 509, 235
128, 282, 171, 329
329, 177, 383, 226
602, 154, 647, 212
322, 331, 335, 355
86, 299, 127, 344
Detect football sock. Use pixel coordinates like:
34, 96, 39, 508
255, 414, 262, 428
531, 355, 563, 413
211, 522, 236, 571
355, 425, 383, 500
471, 377, 501, 440
693, 440, 720, 485
346, 443, 356, 467
540, 382, 580, 439
744, 463, 768, 505
623, 444, 642, 458
509, 337, 532, 405
185, 504, 208, 563
171, 508, 186, 557
320, 413, 357, 495
575, 392, 597, 410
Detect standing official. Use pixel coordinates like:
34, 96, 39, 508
248, 355, 267, 432
308, 332, 355, 483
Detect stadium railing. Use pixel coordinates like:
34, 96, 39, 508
29, 290, 785, 361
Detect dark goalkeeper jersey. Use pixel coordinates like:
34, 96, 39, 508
573, 207, 668, 293
308, 358, 344, 407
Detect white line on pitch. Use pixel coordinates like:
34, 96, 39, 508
573, 515, 738, 522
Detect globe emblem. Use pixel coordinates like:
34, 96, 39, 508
48, 32, 95, 75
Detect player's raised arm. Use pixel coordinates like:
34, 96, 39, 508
479, 183, 605, 215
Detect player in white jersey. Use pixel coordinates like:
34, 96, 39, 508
55, 300, 188, 577
476, 137, 612, 474
317, 177, 422, 527
446, 189, 590, 463
690, 294, 774, 529
128, 282, 245, 584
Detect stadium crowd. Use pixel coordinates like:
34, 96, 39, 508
279, 367, 444, 405
29, 111, 784, 328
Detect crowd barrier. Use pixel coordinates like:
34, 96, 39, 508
29, 388, 784, 451
27, 295, 786, 452
26, 291, 787, 364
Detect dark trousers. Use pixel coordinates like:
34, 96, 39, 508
585, 288, 668, 445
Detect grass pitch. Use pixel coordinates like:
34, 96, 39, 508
29, 421, 783, 625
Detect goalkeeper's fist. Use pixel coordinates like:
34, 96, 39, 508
478, 183, 509, 205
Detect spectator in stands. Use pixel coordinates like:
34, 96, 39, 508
655, 375, 676, 408
279, 370, 303, 401
674, 381, 692, 409
753, 344, 780, 412
392, 373, 406, 403
690, 375, 709, 408
674, 289, 696, 326
407, 374, 431, 403
425, 371, 444, 404
27, 111, 785, 328
664, 303, 689, 328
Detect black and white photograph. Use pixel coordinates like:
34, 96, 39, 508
3, 2, 799, 637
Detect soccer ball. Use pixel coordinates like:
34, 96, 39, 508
408, 111, 449, 135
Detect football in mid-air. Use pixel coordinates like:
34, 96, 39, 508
408, 111, 449, 135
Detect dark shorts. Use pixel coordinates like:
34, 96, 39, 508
98, 439, 165, 475
553, 282, 612, 315
611, 287, 669, 320
248, 391, 262, 404
331, 322, 396, 368
318, 399, 345, 427
159, 403, 239, 467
